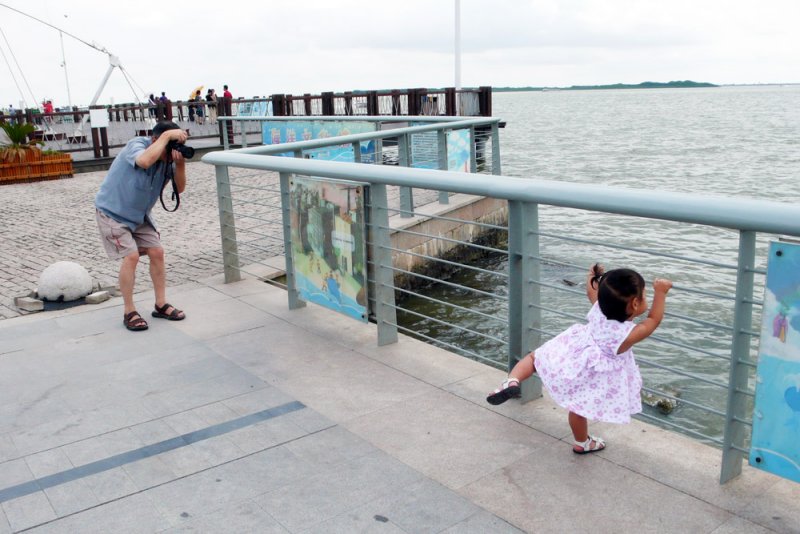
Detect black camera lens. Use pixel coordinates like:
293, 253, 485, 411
166, 140, 194, 159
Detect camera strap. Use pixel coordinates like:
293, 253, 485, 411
160, 159, 180, 212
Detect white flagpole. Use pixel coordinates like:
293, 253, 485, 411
455, 0, 462, 90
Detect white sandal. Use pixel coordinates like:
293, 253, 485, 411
573, 435, 605, 454
486, 377, 521, 405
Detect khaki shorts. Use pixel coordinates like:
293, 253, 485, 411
96, 209, 161, 260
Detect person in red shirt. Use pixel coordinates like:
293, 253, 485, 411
223, 85, 232, 99
43, 100, 54, 114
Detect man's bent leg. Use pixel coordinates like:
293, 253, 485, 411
145, 247, 167, 306
120, 251, 140, 315
145, 247, 185, 319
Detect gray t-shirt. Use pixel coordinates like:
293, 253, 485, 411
95, 137, 171, 230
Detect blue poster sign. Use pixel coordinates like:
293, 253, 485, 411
289, 177, 368, 322
409, 124, 471, 172
750, 240, 800, 483
262, 120, 376, 162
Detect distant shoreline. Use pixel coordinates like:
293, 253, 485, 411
494, 80, 718, 92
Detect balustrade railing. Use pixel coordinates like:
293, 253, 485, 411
202, 119, 800, 485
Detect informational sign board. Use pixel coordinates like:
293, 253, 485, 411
410, 123, 471, 172
238, 101, 271, 117
262, 120, 376, 162
750, 240, 800, 483
289, 177, 368, 322
88, 108, 109, 128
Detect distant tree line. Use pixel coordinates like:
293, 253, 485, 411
494, 81, 717, 92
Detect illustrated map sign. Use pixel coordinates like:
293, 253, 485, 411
750, 240, 800, 483
289, 177, 368, 322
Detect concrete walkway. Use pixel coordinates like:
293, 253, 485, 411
1, 270, 798, 533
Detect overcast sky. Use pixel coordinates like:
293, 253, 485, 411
1, 0, 798, 108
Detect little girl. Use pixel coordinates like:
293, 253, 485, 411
487, 264, 672, 454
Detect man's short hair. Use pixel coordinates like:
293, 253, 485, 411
152, 121, 180, 139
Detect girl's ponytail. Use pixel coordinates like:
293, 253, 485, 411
590, 263, 604, 289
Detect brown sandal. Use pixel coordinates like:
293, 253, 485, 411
151, 303, 185, 321
123, 311, 149, 331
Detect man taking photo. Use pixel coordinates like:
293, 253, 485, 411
94, 121, 188, 331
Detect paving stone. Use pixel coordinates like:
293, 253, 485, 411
84, 290, 110, 304
13, 297, 42, 312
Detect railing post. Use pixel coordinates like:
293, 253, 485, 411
353, 141, 362, 163
469, 126, 477, 173
343, 92, 353, 115
367, 91, 378, 115
436, 129, 449, 204
398, 133, 413, 218
303, 93, 312, 116
720, 230, 756, 483
214, 165, 241, 283
478, 86, 492, 116
279, 171, 306, 310
445, 87, 456, 116
507, 200, 543, 402
241, 120, 248, 149
221, 118, 230, 150
369, 183, 398, 346
391, 90, 400, 115
321, 91, 334, 116
271, 94, 285, 116
491, 122, 502, 175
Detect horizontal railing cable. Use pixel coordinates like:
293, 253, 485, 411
391, 304, 508, 345
378, 244, 509, 279
378, 226, 508, 255
640, 386, 727, 417
535, 230, 741, 271
391, 285, 509, 325
380, 264, 509, 302
636, 412, 723, 446
385, 321, 506, 366
635, 357, 730, 389
380, 206, 509, 232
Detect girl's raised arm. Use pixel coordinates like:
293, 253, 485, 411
617, 278, 672, 354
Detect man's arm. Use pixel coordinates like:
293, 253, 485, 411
173, 155, 186, 194
135, 129, 187, 169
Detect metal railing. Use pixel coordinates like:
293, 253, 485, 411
202, 120, 800, 485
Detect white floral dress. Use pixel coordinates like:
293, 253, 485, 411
534, 302, 643, 423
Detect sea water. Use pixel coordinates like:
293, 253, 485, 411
399, 85, 800, 440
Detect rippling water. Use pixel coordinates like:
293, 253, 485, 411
399, 85, 800, 439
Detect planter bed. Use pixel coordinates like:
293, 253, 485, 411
0, 153, 74, 184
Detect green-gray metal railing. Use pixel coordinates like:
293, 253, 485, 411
217, 116, 502, 200
203, 128, 800, 485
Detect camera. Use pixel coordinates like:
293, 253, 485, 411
166, 140, 195, 159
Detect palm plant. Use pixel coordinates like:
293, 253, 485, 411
0, 122, 43, 163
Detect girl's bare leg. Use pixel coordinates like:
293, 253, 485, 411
509, 352, 536, 382
569, 411, 604, 452
487, 353, 536, 405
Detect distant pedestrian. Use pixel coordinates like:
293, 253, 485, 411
205, 88, 217, 124
159, 92, 172, 120
487, 264, 672, 454
193, 90, 204, 124
148, 94, 157, 117
223, 85, 232, 99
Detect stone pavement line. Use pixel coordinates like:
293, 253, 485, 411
0, 401, 305, 504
